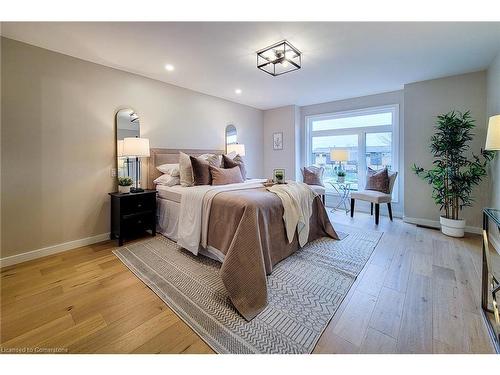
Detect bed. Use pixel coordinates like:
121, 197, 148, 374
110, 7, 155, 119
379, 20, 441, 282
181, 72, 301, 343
147, 148, 339, 320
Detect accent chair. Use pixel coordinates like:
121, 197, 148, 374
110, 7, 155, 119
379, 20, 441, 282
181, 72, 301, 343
350, 171, 398, 225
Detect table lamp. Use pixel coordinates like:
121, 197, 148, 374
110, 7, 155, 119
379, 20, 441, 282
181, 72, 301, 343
485, 115, 500, 151
122, 137, 150, 193
226, 143, 246, 156
330, 148, 348, 170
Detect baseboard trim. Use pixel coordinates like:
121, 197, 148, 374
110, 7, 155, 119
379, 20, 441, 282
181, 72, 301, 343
0, 232, 111, 268
402, 216, 482, 235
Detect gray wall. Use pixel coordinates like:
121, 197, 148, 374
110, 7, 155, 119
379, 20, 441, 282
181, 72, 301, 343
1, 37, 264, 258
487, 52, 500, 249
404, 71, 488, 230
263, 105, 300, 180
300, 90, 405, 217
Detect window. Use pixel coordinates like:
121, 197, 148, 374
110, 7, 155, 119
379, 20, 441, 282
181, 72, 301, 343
306, 105, 399, 200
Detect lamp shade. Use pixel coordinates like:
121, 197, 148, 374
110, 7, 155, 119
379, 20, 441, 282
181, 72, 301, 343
227, 143, 246, 156
117, 140, 124, 157
485, 115, 500, 151
122, 137, 150, 157
330, 149, 348, 162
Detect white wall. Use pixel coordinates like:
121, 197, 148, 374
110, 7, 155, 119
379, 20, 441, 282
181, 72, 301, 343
1, 37, 264, 259
300, 91, 405, 217
404, 71, 488, 231
487, 52, 500, 250
263, 105, 300, 180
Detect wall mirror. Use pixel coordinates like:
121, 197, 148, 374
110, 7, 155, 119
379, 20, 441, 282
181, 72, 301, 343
225, 124, 237, 152
116, 108, 140, 178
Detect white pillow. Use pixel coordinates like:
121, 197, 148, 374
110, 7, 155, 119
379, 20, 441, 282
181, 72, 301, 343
226, 151, 237, 160
156, 163, 180, 176
153, 174, 180, 186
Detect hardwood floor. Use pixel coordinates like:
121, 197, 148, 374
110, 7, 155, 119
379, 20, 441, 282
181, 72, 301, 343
1, 211, 497, 354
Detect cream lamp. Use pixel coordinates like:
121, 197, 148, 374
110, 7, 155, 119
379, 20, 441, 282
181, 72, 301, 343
226, 143, 246, 156
122, 137, 150, 193
485, 115, 500, 151
330, 148, 349, 170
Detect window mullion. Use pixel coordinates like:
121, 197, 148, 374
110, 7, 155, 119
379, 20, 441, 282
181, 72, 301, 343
358, 130, 367, 191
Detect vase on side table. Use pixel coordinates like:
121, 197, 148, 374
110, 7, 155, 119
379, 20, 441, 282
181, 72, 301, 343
118, 185, 131, 194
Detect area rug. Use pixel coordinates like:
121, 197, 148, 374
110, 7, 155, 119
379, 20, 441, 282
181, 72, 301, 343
113, 224, 382, 354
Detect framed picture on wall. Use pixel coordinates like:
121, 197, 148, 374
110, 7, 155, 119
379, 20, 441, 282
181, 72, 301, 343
273, 132, 283, 150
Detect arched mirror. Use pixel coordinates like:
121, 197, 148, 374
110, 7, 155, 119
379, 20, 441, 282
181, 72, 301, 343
116, 108, 140, 178
225, 124, 237, 153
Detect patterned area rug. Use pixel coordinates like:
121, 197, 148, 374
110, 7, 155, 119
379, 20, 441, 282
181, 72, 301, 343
113, 224, 382, 354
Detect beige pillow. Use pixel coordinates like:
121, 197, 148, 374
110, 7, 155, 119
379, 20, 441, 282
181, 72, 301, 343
210, 166, 243, 185
179, 152, 220, 187
179, 152, 194, 187
202, 154, 221, 168
156, 163, 180, 176
222, 154, 247, 179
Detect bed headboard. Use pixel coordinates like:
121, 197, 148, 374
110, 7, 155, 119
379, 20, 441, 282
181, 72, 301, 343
146, 148, 225, 189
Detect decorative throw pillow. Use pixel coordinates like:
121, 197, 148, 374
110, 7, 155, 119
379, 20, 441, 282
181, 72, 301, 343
222, 154, 247, 179
301, 166, 324, 186
190, 156, 212, 185
179, 152, 194, 187
153, 174, 180, 186
203, 153, 221, 168
156, 163, 180, 176
388, 170, 398, 193
365, 167, 390, 193
179, 152, 220, 187
210, 165, 243, 185
226, 151, 237, 159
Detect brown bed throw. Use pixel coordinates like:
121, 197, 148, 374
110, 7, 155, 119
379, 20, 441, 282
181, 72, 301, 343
205, 187, 338, 320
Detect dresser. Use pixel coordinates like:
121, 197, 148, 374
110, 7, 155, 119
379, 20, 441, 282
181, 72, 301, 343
109, 190, 157, 246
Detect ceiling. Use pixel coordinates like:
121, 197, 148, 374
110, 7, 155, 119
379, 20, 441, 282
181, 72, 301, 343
2, 22, 500, 110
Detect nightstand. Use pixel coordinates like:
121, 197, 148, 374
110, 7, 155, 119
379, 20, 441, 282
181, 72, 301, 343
109, 190, 157, 246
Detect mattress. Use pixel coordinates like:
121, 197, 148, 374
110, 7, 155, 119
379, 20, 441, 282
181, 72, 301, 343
156, 184, 186, 203
157, 196, 224, 262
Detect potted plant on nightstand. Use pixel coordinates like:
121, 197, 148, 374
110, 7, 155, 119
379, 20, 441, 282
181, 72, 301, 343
118, 176, 133, 194
337, 170, 346, 183
412, 110, 494, 237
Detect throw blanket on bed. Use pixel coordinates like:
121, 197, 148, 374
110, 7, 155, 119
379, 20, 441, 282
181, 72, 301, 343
267, 181, 317, 247
203, 187, 338, 321
177, 179, 266, 254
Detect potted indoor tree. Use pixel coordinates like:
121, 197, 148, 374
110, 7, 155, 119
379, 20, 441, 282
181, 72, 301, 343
413, 110, 493, 237
118, 176, 133, 194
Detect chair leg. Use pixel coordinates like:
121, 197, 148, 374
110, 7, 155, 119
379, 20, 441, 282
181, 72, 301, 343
350, 199, 355, 217
387, 202, 393, 221
370, 203, 373, 216
375, 203, 380, 225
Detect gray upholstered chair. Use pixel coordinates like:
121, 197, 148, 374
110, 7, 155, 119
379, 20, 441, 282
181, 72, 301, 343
301, 166, 326, 205
350, 171, 398, 225
309, 185, 326, 205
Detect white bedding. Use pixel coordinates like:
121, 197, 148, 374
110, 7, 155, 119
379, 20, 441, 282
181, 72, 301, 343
156, 184, 186, 203
171, 179, 266, 255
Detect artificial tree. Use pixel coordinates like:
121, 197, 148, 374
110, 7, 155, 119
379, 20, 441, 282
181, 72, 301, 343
412, 110, 494, 221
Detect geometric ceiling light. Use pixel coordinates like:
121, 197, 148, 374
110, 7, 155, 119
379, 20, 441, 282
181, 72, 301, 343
257, 40, 301, 76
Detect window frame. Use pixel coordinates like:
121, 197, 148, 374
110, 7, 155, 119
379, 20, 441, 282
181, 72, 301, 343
305, 104, 400, 202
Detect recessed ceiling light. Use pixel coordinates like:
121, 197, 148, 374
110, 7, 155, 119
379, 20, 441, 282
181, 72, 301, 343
235, 89, 242, 95
165, 64, 175, 72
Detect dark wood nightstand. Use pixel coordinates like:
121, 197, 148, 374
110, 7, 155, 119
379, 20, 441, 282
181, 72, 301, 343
109, 190, 157, 246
